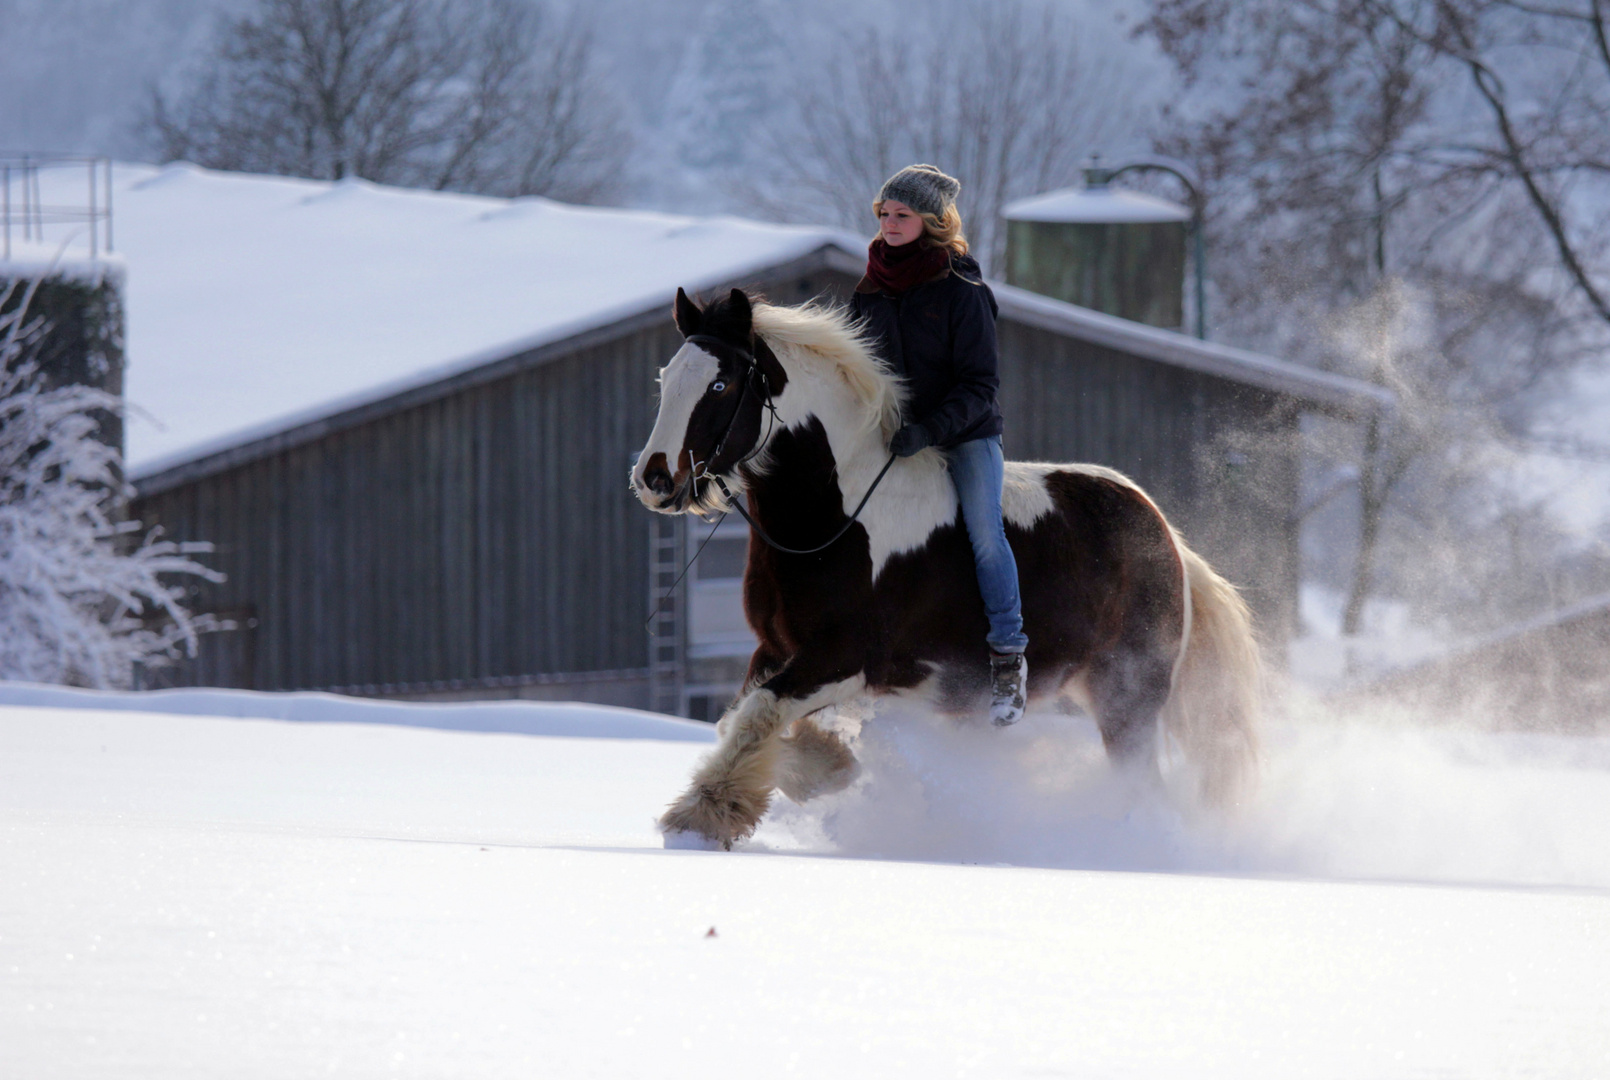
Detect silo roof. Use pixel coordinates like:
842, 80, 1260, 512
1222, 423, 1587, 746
1002, 187, 1190, 224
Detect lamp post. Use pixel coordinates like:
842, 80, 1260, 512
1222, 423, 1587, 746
1083, 156, 1207, 340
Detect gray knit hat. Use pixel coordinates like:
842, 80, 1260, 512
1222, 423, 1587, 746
877, 163, 961, 218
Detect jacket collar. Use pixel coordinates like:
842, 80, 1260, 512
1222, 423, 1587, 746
855, 261, 951, 295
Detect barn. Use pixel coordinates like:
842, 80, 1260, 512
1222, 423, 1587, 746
71, 164, 1386, 718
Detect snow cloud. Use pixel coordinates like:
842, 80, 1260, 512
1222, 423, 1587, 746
757, 698, 1610, 890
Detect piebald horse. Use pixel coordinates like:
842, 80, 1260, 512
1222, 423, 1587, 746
633, 288, 1260, 849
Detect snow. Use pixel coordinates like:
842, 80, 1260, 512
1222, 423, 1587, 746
1002, 186, 1192, 224
3, 691, 1608, 1077
25, 163, 860, 477
0, 681, 716, 742
0, 240, 125, 286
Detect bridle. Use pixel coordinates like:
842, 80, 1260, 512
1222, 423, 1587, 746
682, 333, 898, 558
683, 333, 781, 482
643, 330, 899, 632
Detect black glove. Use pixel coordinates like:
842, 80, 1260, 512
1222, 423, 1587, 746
889, 423, 934, 457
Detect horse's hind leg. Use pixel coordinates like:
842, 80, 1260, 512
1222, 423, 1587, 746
1086, 649, 1175, 783
775, 714, 859, 803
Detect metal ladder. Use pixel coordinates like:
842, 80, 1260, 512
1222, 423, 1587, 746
646, 514, 687, 716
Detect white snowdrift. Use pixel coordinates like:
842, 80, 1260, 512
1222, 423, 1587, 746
0, 680, 716, 742
3, 696, 1607, 1078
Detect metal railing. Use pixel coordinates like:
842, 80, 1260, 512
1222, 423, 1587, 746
1, 154, 114, 263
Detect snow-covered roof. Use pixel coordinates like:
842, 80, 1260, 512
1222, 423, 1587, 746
32, 163, 862, 478
17, 163, 1386, 487
1002, 186, 1191, 224
0, 240, 126, 287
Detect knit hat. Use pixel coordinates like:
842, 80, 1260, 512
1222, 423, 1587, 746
877, 164, 961, 218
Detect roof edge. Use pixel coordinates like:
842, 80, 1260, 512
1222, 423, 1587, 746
132, 242, 859, 498
989, 283, 1394, 418
133, 240, 1392, 499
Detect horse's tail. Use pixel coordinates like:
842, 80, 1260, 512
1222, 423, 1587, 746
1161, 532, 1262, 807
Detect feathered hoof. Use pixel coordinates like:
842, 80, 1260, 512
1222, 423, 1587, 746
776, 718, 860, 803
658, 778, 771, 851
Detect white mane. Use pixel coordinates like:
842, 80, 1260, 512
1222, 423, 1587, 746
751, 301, 904, 441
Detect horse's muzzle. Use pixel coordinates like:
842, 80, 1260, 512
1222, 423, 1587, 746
633, 453, 690, 514
641, 454, 675, 498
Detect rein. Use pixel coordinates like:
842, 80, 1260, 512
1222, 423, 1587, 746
709, 459, 896, 557
643, 332, 900, 632
685, 332, 899, 557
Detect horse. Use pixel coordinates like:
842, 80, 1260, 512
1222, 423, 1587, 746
632, 287, 1261, 849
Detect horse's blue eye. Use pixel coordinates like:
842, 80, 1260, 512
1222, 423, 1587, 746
712, 381, 726, 392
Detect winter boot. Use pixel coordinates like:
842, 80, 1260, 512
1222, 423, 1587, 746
989, 650, 1027, 727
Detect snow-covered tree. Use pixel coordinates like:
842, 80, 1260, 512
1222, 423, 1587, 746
0, 279, 221, 688
1141, 0, 1610, 638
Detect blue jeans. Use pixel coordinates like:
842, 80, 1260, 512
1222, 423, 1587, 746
945, 436, 1028, 654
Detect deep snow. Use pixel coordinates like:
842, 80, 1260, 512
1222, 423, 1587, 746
3, 689, 1608, 1077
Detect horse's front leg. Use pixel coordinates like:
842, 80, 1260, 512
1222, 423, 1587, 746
660, 666, 865, 849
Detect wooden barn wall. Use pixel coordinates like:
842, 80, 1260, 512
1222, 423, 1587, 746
995, 319, 1300, 641
137, 272, 1303, 693
134, 268, 862, 693
135, 321, 683, 691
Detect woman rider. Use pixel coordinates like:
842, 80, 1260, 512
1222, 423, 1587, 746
851, 164, 1028, 726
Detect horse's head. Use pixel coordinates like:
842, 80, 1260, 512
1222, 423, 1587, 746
632, 287, 788, 515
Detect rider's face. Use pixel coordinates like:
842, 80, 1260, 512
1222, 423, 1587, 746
878, 200, 924, 247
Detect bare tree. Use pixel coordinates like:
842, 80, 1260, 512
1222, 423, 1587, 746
1141, 0, 1610, 640
147, 0, 629, 202
1365, 0, 1610, 324
759, 2, 1151, 272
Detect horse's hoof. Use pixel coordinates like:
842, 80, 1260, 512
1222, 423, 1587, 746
663, 829, 727, 851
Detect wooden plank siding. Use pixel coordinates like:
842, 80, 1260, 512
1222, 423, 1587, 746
136, 320, 676, 692
996, 320, 1299, 641
134, 264, 1302, 698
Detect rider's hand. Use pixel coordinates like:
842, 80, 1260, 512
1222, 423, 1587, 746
889, 423, 934, 457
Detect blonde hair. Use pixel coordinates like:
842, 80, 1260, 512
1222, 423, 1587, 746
872, 199, 969, 256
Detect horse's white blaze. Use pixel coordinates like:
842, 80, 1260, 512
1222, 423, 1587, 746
633, 342, 719, 490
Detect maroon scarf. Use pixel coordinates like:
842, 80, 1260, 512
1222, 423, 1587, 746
864, 237, 950, 295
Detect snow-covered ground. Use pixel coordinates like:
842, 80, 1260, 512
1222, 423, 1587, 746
4, 687, 1607, 1077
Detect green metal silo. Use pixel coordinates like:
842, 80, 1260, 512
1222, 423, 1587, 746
1002, 183, 1189, 330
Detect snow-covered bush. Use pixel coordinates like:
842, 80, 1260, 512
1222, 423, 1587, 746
0, 279, 221, 687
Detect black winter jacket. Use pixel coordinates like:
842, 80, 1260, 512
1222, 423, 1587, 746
850, 252, 1004, 449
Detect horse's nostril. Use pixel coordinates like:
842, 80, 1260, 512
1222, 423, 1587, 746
645, 465, 673, 496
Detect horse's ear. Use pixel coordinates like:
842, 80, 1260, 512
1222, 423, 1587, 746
727, 288, 752, 334
673, 287, 701, 338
